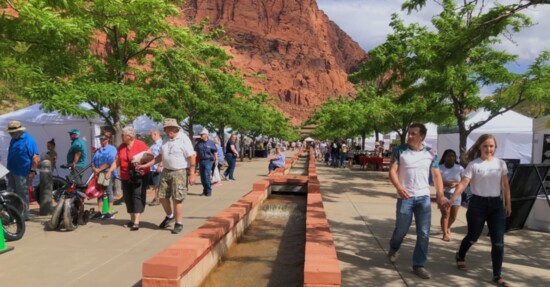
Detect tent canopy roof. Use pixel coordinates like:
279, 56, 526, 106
438, 109, 532, 134
0, 104, 103, 126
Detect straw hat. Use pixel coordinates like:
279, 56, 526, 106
6, 121, 26, 133
163, 118, 180, 129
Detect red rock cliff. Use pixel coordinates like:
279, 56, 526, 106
181, 0, 367, 125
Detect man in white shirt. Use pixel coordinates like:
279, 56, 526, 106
387, 123, 446, 279
141, 118, 196, 234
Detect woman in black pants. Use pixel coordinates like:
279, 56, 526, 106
446, 134, 512, 287
114, 127, 152, 231
223, 134, 239, 180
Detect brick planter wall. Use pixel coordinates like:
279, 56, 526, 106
141, 147, 341, 287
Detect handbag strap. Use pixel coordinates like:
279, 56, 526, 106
125, 145, 132, 164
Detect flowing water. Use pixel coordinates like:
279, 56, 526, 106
199, 195, 306, 287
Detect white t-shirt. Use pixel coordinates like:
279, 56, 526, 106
160, 130, 196, 170
440, 164, 464, 194
393, 144, 439, 197
463, 157, 507, 197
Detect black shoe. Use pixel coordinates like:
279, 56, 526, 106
172, 223, 183, 234
113, 198, 124, 205
130, 225, 139, 231
159, 216, 175, 229
205, 193, 212, 197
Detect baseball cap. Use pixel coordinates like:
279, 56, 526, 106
68, 128, 80, 135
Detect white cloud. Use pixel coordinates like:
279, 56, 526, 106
318, 0, 550, 67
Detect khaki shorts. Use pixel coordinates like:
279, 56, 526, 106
159, 168, 188, 201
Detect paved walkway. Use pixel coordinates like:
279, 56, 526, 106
1, 152, 549, 287
0, 155, 277, 287
316, 163, 550, 287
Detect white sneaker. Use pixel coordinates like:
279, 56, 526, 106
388, 249, 398, 263
413, 267, 431, 279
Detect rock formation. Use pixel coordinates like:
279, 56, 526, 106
181, 0, 368, 125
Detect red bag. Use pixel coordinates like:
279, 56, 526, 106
85, 176, 104, 199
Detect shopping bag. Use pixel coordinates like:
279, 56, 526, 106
212, 166, 221, 183
85, 176, 103, 199
97, 172, 110, 186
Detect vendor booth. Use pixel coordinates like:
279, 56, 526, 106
0, 104, 162, 178
0, 104, 103, 174
526, 115, 550, 232
437, 109, 533, 163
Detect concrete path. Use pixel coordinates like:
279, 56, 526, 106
317, 163, 550, 287
0, 154, 277, 287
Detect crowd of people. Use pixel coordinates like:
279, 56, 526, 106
4, 119, 248, 235
5, 119, 514, 285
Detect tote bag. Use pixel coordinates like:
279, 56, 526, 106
212, 166, 221, 183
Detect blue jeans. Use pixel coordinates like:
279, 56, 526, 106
340, 153, 347, 166
199, 159, 213, 195
389, 195, 431, 268
457, 195, 505, 279
7, 173, 30, 219
331, 153, 340, 167
224, 153, 236, 180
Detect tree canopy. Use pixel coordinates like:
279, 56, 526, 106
0, 1, 296, 142
351, 0, 549, 163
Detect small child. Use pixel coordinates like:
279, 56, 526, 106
324, 150, 330, 166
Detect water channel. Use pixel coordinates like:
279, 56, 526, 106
198, 194, 306, 287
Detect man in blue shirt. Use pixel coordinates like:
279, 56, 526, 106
66, 128, 88, 184
194, 129, 218, 197
6, 120, 39, 220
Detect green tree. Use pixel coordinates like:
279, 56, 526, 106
353, 1, 549, 163
0, 0, 200, 141
350, 17, 451, 145
148, 24, 241, 139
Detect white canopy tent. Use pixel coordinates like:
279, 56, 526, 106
131, 115, 163, 135
437, 109, 533, 163
0, 104, 165, 178
0, 104, 103, 178
362, 122, 438, 151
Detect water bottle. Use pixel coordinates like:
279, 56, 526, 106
102, 193, 109, 214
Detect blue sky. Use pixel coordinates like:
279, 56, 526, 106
317, 0, 550, 74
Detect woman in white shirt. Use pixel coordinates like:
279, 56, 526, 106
438, 149, 464, 241
447, 134, 512, 287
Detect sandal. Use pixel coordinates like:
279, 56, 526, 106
442, 234, 450, 241
130, 224, 139, 231
492, 277, 511, 287
123, 221, 134, 228
455, 253, 467, 271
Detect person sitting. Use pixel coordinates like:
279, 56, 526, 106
267, 147, 285, 174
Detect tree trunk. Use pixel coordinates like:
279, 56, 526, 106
361, 131, 366, 151
457, 115, 469, 166
186, 117, 195, 141
218, 123, 225, 145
